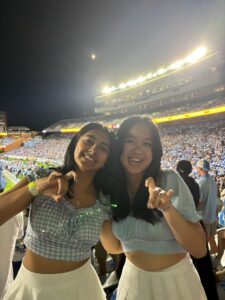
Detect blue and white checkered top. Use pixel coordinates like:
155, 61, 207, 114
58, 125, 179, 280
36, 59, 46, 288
24, 169, 112, 261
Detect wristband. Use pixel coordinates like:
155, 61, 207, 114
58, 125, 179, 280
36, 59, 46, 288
28, 181, 39, 197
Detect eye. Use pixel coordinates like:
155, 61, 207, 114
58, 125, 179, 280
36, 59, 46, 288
144, 142, 152, 147
98, 145, 109, 153
125, 138, 135, 144
83, 137, 93, 145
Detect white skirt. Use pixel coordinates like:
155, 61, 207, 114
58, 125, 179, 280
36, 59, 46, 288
116, 254, 207, 300
2, 259, 106, 300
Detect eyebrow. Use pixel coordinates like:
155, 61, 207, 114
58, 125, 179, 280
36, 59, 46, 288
126, 134, 152, 141
85, 134, 110, 148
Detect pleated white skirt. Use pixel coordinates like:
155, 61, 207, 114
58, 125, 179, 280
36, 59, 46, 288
116, 254, 207, 300
2, 259, 106, 300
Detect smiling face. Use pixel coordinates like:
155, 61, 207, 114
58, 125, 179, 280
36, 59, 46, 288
74, 129, 110, 173
120, 123, 153, 177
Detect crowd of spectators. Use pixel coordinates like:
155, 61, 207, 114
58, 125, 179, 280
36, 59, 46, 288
1, 134, 70, 163
0, 118, 224, 187
160, 119, 225, 179
0, 138, 15, 146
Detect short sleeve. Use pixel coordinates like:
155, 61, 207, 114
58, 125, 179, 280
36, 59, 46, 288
160, 170, 202, 223
99, 192, 112, 220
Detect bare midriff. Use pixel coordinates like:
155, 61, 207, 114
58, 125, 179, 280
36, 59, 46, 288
23, 249, 89, 274
125, 251, 186, 271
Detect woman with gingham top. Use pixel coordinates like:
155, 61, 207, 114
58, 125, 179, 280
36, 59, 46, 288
0, 123, 114, 300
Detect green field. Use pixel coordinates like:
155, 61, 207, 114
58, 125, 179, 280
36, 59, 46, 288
5, 177, 15, 192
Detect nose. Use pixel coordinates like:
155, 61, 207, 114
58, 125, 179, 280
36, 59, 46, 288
88, 144, 97, 154
132, 142, 142, 152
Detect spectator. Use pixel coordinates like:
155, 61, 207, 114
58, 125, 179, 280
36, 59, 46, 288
176, 159, 219, 300
196, 159, 218, 254
0, 212, 24, 298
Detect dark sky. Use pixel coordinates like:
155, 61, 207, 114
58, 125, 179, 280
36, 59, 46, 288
0, 0, 224, 131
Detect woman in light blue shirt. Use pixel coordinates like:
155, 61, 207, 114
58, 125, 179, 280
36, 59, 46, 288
101, 116, 207, 300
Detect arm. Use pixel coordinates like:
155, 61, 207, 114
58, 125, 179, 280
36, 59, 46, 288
162, 206, 206, 258
100, 219, 123, 254
196, 180, 204, 210
0, 185, 33, 226
145, 176, 207, 258
0, 171, 74, 226
2, 177, 29, 195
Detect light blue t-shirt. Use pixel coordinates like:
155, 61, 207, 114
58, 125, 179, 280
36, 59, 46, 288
197, 174, 217, 224
112, 169, 202, 255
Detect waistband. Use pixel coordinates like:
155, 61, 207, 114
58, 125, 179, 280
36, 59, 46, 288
125, 253, 193, 278
17, 259, 92, 287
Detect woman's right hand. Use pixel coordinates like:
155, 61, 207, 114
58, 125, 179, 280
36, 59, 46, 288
35, 171, 77, 202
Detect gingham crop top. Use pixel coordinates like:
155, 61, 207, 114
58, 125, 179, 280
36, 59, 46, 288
112, 170, 202, 255
24, 169, 112, 261
24, 193, 111, 261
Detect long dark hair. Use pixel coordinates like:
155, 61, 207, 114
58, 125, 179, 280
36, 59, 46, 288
59, 122, 115, 195
112, 116, 163, 224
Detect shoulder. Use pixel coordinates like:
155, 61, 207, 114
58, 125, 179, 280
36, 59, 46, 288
98, 192, 112, 217
98, 191, 111, 205
159, 169, 193, 195
159, 169, 181, 186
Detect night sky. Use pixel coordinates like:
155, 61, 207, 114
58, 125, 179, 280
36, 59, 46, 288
0, 0, 224, 131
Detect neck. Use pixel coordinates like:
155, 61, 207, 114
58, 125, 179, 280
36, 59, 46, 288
126, 173, 143, 200
200, 171, 207, 177
74, 170, 96, 191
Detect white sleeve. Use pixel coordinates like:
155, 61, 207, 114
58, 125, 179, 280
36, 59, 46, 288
0, 214, 24, 297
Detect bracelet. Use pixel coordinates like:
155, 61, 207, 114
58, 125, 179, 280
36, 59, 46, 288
27, 181, 39, 197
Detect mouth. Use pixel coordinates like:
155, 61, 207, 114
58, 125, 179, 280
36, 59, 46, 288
82, 153, 96, 163
128, 157, 143, 164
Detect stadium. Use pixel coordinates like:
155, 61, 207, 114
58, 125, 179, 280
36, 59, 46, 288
1, 44, 225, 299
1, 45, 224, 178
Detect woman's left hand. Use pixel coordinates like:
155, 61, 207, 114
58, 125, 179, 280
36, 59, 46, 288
145, 177, 174, 212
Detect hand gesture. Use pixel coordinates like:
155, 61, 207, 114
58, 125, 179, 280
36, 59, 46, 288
145, 177, 174, 212
35, 171, 77, 202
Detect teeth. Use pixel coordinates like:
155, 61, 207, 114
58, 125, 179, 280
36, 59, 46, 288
83, 154, 95, 162
129, 158, 142, 163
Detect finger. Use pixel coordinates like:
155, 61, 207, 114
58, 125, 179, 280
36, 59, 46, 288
57, 178, 63, 196
157, 190, 174, 211
145, 177, 155, 189
65, 171, 78, 182
148, 186, 161, 201
53, 195, 63, 202
147, 190, 165, 209
167, 189, 174, 199
49, 171, 62, 178
57, 178, 68, 197
158, 193, 170, 210
47, 172, 62, 184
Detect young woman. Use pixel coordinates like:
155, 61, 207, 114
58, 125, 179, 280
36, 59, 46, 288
101, 116, 207, 300
0, 123, 113, 300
